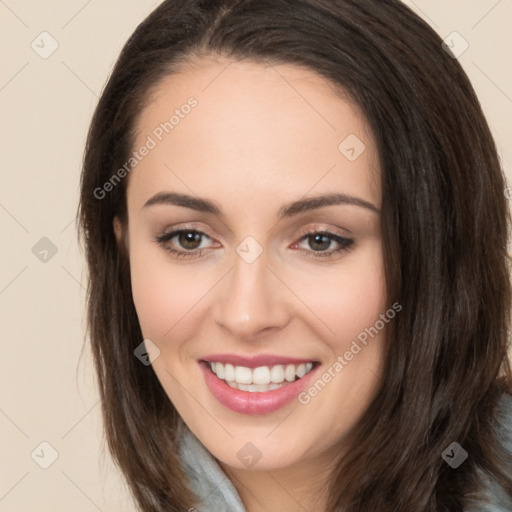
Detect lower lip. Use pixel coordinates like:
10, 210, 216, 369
199, 361, 320, 415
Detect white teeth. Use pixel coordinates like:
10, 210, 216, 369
207, 361, 316, 387
284, 364, 296, 382
215, 362, 225, 379
224, 363, 235, 381
235, 366, 252, 384
253, 366, 271, 385
226, 381, 287, 392
270, 364, 284, 383
296, 363, 306, 378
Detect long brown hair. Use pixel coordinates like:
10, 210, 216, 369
77, 0, 512, 510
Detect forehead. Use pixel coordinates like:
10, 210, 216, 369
127, 57, 381, 213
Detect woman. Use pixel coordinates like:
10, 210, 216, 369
77, 0, 512, 510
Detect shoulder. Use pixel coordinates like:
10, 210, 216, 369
492, 391, 512, 477
466, 391, 512, 512
495, 391, 512, 439
176, 421, 247, 512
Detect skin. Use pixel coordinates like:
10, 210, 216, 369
114, 57, 388, 512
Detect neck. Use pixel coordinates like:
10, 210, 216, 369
218, 449, 337, 512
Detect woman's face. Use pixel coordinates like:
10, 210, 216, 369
116, 57, 388, 472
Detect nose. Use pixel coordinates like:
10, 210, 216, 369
212, 248, 291, 340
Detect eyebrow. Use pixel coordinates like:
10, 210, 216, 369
143, 191, 380, 217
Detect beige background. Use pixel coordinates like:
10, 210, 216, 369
1, 1, 511, 510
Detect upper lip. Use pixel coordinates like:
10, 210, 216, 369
199, 353, 319, 369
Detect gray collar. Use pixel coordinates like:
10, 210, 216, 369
177, 421, 247, 512
177, 392, 512, 511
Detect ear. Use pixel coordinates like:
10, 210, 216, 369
113, 215, 128, 252
113, 216, 123, 244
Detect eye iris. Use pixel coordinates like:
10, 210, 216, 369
309, 234, 330, 251
179, 231, 202, 250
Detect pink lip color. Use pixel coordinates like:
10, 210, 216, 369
199, 360, 320, 415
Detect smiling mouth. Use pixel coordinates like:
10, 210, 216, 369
202, 360, 320, 392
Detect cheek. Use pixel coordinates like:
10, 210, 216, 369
289, 240, 387, 342
129, 229, 386, 352
128, 237, 197, 340
128, 239, 221, 349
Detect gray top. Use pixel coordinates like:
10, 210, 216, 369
177, 393, 512, 511
177, 421, 246, 512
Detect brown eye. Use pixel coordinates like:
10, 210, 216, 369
293, 230, 355, 259
307, 233, 333, 252
177, 231, 203, 250
154, 229, 214, 259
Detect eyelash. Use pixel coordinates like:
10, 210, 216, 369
154, 227, 355, 260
